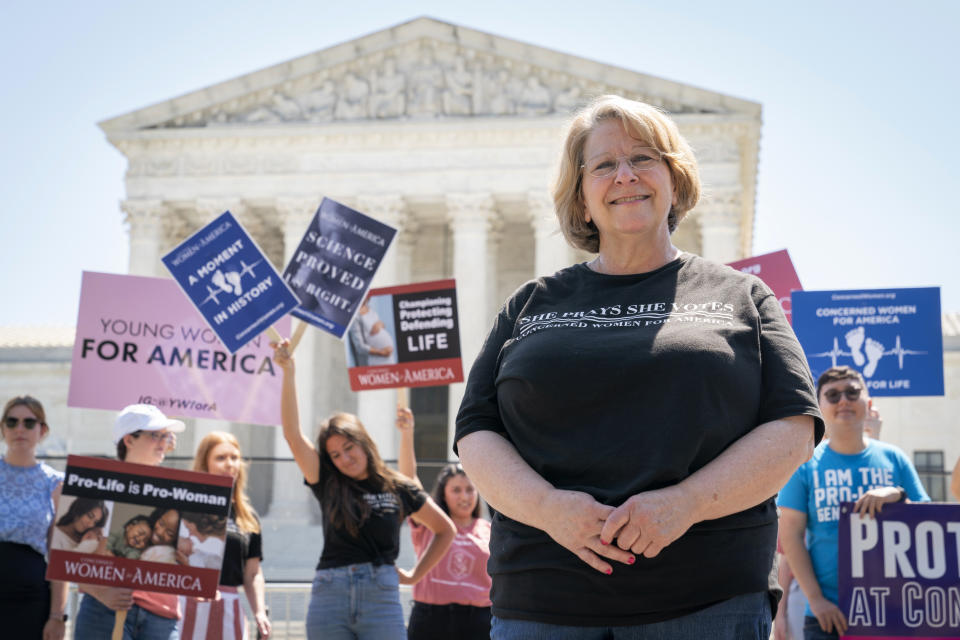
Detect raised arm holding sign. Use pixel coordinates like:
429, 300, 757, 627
270, 340, 456, 638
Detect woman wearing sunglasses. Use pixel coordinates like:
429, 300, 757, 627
455, 95, 825, 639
0, 395, 68, 640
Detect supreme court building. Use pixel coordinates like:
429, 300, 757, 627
97, 17, 760, 480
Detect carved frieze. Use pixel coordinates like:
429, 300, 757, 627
151, 41, 715, 129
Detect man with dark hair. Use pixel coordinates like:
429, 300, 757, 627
778, 366, 929, 639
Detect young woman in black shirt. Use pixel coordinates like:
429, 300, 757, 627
273, 340, 455, 640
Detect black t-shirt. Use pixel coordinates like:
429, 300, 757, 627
218, 509, 263, 587
307, 476, 427, 569
455, 253, 824, 626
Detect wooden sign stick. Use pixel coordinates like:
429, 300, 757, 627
288, 320, 308, 353
112, 611, 126, 640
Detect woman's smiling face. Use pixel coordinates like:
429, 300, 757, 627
580, 119, 676, 247
443, 473, 479, 521
325, 434, 369, 481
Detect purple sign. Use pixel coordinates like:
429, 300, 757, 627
838, 502, 960, 638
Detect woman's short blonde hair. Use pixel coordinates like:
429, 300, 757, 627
552, 95, 701, 253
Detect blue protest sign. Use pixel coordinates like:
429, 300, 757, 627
792, 288, 944, 396
162, 211, 300, 353
281, 197, 396, 339
839, 502, 960, 638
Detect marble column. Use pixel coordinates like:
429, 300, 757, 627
445, 193, 496, 458
354, 195, 409, 459
262, 196, 319, 520
528, 189, 571, 277
121, 199, 165, 277
697, 191, 743, 263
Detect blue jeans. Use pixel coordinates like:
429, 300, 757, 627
803, 615, 839, 640
491, 591, 771, 640
75, 594, 180, 640
306, 562, 405, 640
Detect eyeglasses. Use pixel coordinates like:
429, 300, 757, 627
823, 387, 862, 404
134, 430, 176, 444
4, 416, 39, 429
582, 147, 663, 178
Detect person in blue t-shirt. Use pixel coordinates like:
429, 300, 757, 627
778, 366, 929, 640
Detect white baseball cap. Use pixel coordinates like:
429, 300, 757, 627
113, 404, 186, 445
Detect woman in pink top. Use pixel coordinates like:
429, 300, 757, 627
397, 408, 492, 640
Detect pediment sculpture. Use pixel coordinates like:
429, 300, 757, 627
155, 42, 711, 129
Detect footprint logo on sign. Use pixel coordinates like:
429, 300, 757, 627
844, 327, 866, 366
863, 338, 884, 377
811, 333, 925, 378
212, 269, 243, 295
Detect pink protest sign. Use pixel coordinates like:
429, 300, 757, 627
726, 250, 803, 324
68, 271, 288, 426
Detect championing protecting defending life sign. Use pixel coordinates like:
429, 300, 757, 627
345, 279, 464, 391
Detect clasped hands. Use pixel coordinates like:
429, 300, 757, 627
540, 486, 698, 575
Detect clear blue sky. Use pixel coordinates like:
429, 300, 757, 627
2, 1, 957, 327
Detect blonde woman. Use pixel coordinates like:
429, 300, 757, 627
456, 95, 824, 638
181, 432, 270, 640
